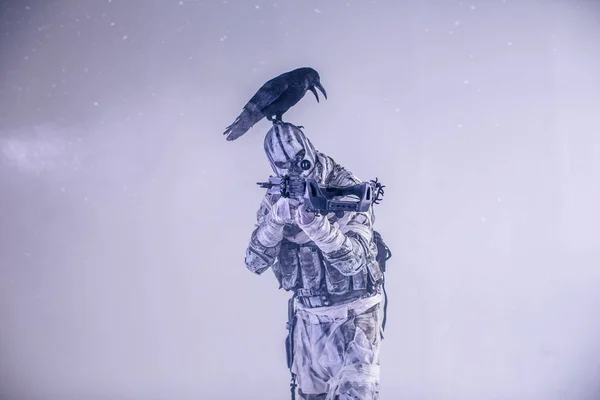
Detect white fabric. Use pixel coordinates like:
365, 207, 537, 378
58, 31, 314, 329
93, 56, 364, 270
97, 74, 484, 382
292, 293, 384, 399
255, 197, 300, 247
296, 211, 347, 254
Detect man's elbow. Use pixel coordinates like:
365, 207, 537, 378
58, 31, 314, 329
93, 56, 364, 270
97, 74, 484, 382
245, 247, 272, 275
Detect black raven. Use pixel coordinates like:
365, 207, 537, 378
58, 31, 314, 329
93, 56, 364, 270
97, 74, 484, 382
223, 67, 327, 141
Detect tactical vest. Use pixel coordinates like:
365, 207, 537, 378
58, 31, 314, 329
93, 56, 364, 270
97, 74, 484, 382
272, 222, 384, 308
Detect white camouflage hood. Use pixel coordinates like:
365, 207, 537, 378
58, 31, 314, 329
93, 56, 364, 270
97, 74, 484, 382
263, 123, 319, 179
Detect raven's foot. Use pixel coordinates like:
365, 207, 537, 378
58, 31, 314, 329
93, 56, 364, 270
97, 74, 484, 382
272, 119, 284, 125
282, 122, 303, 129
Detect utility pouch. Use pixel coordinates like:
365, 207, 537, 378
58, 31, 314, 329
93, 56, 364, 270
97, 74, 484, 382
298, 245, 323, 291
351, 267, 368, 290
277, 240, 300, 290
324, 260, 350, 295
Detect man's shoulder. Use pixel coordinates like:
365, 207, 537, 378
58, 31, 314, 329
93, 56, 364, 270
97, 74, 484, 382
317, 152, 362, 187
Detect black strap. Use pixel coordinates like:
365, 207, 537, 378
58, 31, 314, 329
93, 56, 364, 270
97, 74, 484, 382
381, 243, 392, 332
286, 294, 297, 400
382, 278, 388, 332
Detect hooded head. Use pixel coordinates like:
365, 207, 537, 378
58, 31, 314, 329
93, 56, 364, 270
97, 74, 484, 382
264, 123, 317, 178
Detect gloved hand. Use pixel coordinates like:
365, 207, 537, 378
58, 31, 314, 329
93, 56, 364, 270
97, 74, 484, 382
294, 201, 317, 225
269, 197, 301, 225
255, 197, 300, 247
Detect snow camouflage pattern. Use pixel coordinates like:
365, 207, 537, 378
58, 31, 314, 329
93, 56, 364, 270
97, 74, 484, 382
244, 124, 385, 399
292, 293, 384, 399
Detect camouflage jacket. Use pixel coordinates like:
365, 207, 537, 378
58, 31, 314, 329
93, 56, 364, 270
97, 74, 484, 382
244, 152, 383, 297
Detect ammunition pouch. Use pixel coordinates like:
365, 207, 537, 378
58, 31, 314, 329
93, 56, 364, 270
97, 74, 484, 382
274, 240, 301, 290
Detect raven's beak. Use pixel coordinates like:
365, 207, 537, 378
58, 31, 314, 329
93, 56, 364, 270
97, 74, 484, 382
309, 86, 320, 103
315, 81, 327, 100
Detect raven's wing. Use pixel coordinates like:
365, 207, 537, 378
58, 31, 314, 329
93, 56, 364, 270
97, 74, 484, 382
223, 74, 290, 141
244, 76, 289, 113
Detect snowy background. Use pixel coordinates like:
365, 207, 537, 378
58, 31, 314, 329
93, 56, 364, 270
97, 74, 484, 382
1, 0, 600, 399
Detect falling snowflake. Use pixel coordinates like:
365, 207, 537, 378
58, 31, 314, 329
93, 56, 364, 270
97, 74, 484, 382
457, 124, 463, 128
454, 20, 460, 26
93, 102, 99, 106
470, 5, 476, 10
122, 35, 128, 40
481, 217, 486, 222
220, 35, 228, 41
463, 80, 469, 84
507, 41, 513, 46
314, 8, 321, 13
255, 4, 260, 9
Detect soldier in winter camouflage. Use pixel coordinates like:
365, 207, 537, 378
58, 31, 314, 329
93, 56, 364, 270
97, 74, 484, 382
244, 123, 387, 399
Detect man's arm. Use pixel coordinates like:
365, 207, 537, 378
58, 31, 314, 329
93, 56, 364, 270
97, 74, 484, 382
244, 195, 298, 275
296, 203, 374, 276
244, 195, 281, 275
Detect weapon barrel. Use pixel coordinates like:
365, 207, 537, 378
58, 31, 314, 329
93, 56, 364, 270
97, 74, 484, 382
257, 182, 274, 188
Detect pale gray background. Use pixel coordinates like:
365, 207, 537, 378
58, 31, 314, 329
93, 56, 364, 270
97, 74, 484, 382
1, 0, 599, 399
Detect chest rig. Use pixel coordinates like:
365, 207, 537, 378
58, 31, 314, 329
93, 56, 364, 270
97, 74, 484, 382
272, 213, 382, 308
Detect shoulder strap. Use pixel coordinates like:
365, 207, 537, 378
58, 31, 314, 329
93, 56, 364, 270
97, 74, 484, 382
373, 230, 392, 332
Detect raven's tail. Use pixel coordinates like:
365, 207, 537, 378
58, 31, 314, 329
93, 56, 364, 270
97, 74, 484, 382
223, 108, 264, 141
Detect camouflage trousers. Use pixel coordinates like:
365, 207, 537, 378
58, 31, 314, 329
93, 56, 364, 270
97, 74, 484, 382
291, 292, 383, 400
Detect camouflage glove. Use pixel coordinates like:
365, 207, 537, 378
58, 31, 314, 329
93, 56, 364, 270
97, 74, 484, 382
256, 197, 300, 247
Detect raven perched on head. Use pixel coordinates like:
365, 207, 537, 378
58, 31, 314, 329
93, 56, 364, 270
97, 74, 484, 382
223, 67, 327, 141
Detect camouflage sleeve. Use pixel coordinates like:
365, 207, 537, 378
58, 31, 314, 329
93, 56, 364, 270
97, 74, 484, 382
244, 194, 282, 275
300, 208, 374, 276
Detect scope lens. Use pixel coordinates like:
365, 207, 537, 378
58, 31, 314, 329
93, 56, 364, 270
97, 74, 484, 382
300, 160, 311, 170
